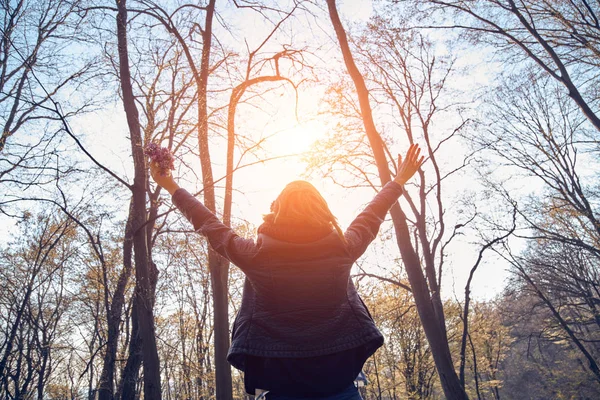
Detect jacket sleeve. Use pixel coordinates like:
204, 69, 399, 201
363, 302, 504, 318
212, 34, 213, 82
172, 189, 258, 268
344, 181, 403, 261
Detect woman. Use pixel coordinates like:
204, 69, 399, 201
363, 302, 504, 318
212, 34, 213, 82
151, 144, 424, 399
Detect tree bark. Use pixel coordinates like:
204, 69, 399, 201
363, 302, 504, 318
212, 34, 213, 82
115, 1, 161, 398
119, 294, 144, 400
325, 1, 468, 398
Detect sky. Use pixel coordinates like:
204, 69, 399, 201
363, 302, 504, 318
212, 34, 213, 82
207, 0, 510, 300
0, 0, 512, 301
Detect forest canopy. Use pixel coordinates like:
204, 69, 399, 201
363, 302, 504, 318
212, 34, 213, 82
1, 0, 599, 399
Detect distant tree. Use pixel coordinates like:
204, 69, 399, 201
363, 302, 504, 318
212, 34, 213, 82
501, 238, 600, 385
363, 281, 438, 399
498, 280, 600, 398
153, 231, 214, 398
461, 301, 513, 400
0, 211, 77, 399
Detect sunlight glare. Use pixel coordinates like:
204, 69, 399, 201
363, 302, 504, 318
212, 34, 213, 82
265, 118, 329, 159
278, 122, 322, 155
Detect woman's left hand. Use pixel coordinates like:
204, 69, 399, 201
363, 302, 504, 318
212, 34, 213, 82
150, 162, 180, 195
394, 143, 425, 186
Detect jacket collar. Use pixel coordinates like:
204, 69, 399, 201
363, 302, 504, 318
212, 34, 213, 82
258, 215, 334, 244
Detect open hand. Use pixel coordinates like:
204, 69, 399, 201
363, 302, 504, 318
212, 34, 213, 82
394, 144, 425, 186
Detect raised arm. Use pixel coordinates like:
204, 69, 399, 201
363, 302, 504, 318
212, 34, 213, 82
344, 181, 404, 260
345, 144, 424, 260
150, 163, 257, 268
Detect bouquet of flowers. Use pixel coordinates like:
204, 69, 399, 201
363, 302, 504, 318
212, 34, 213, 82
144, 142, 175, 176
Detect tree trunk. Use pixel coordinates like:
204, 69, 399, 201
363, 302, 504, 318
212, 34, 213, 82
115, 1, 161, 399
325, 1, 468, 398
195, 1, 233, 398
119, 295, 143, 400
97, 320, 117, 400
98, 200, 135, 400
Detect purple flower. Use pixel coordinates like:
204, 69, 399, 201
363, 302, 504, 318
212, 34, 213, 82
144, 142, 175, 176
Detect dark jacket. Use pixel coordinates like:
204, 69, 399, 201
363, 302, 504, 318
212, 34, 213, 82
172, 181, 403, 371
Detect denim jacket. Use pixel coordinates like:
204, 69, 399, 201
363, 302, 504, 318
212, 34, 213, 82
172, 181, 403, 371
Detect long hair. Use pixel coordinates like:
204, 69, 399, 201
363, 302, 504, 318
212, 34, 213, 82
265, 180, 346, 243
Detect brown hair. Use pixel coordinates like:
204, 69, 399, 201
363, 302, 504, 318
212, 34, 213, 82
265, 180, 346, 243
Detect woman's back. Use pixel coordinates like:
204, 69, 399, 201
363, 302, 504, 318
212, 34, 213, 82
170, 181, 405, 370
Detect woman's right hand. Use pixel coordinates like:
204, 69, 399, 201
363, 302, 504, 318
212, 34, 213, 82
394, 144, 425, 186
150, 162, 180, 195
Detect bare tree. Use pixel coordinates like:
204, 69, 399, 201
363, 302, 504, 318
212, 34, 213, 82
498, 277, 600, 398
0, 211, 77, 399
114, 1, 161, 398
325, 2, 470, 397
0, 0, 98, 217
397, 0, 600, 131
500, 240, 600, 384
459, 208, 516, 388
467, 54, 600, 389
0, 0, 93, 152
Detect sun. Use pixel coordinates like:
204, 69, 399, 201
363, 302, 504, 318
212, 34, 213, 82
285, 123, 321, 153
268, 120, 327, 157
